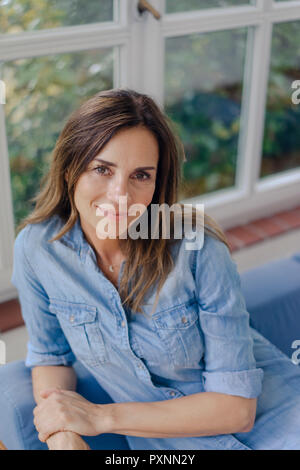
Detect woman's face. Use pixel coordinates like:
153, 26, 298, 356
72, 126, 159, 239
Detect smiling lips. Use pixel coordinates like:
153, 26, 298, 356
95, 206, 127, 218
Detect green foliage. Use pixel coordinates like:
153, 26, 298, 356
261, 20, 300, 176
3, 48, 114, 228
0, 0, 113, 33
165, 0, 250, 14
165, 27, 247, 196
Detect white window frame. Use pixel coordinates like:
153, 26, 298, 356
154, 0, 300, 229
1, 0, 300, 301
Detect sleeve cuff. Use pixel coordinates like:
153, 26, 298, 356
202, 368, 264, 398
25, 349, 76, 368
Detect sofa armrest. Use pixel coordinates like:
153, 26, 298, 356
0, 360, 130, 450
241, 254, 300, 360
0, 360, 47, 450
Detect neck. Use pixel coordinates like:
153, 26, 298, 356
79, 216, 124, 263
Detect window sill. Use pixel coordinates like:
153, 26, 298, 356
225, 205, 300, 253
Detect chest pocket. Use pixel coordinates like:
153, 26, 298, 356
151, 300, 204, 368
49, 299, 107, 367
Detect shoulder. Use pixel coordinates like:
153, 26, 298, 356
172, 227, 233, 275
193, 230, 240, 286
198, 231, 231, 262
13, 214, 63, 258
173, 225, 230, 263
180, 225, 231, 266
11, 215, 64, 289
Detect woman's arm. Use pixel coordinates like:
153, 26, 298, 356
32, 365, 89, 450
32, 388, 256, 441
104, 392, 256, 438
32, 365, 77, 405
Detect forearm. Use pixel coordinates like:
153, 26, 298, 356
32, 365, 78, 449
32, 365, 77, 405
104, 392, 253, 439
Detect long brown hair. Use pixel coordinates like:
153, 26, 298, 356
17, 88, 230, 314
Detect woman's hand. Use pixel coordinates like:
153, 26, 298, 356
46, 431, 91, 450
33, 388, 112, 443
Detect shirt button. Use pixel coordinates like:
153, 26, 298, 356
121, 320, 126, 327
138, 364, 143, 369
69, 314, 75, 323
181, 316, 188, 324
169, 391, 176, 397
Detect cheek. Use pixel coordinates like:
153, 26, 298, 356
135, 182, 156, 207
75, 176, 102, 204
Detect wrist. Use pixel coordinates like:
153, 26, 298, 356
46, 431, 90, 451
46, 431, 74, 448
94, 403, 117, 434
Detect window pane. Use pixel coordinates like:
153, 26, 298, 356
165, 28, 248, 198
165, 0, 253, 14
0, 0, 114, 34
1, 48, 114, 229
260, 21, 300, 179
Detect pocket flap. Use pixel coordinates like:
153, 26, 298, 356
153, 299, 199, 330
49, 299, 97, 325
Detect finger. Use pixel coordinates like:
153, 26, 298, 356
38, 432, 50, 443
38, 432, 45, 442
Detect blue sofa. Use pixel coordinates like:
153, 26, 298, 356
1, 251, 300, 450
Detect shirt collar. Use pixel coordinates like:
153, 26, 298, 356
58, 216, 86, 254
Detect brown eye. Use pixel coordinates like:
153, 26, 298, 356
134, 172, 150, 181
94, 165, 110, 175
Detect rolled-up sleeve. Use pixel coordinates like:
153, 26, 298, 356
194, 233, 264, 398
10, 227, 76, 368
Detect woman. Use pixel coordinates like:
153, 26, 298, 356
11, 88, 300, 450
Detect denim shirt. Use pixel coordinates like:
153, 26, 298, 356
11, 214, 264, 450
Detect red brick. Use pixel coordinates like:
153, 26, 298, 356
274, 209, 300, 229
250, 217, 286, 237
226, 226, 263, 247
0, 298, 24, 333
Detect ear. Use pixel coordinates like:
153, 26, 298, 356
64, 169, 69, 183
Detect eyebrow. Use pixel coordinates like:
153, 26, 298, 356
93, 158, 156, 171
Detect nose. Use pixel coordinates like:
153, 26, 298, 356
106, 174, 130, 207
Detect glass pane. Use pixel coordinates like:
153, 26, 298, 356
0, 0, 114, 34
1, 48, 114, 229
260, 21, 300, 179
166, 0, 252, 14
165, 28, 248, 198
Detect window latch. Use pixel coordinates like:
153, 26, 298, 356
137, 0, 161, 20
